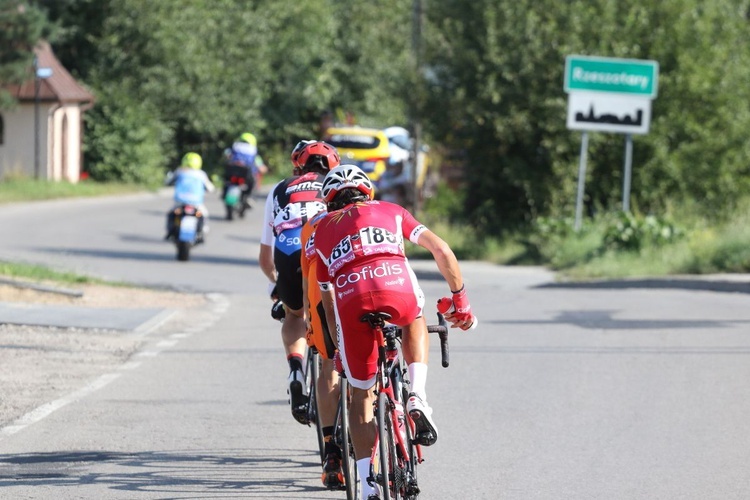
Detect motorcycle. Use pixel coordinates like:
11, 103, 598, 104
166, 204, 205, 261
223, 173, 252, 220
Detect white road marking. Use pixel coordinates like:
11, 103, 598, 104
0, 293, 230, 440
0, 373, 121, 438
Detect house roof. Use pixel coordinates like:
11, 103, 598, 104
8, 41, 95, 105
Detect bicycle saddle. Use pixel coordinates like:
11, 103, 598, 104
360, 312, 392, 327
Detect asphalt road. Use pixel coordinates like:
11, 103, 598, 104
1, 189, 750, 499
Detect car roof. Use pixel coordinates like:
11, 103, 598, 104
325, 127, 390, 154
326, 126, 387, 138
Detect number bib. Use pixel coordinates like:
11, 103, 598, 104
273, 201, 326, 234
304, 230, 317, 260
325, 226, 403, 275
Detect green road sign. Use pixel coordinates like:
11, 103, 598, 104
564, 55, 659, 98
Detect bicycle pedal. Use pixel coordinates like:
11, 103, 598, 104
414, 430, 437, 446
321, 471, 346, 490
407, 479, 421, 496
292, 408, 310, 427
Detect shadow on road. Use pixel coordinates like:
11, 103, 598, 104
33, 246, 259, 267
537, 277, 750, 294
0, 448, 331, 498
485, 309, 750, 330
119, 233, 263, 245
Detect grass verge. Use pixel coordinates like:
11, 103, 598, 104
414, 192, 750, 279
0, 177, 146, 204
0, 260, 124, 286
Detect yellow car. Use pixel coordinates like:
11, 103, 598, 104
324, 127, 391, 185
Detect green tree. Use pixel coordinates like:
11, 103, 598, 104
422, 0, 750, 232
0, 1, 52, 109
42, 0, 418, 181
328, 0, 413, 127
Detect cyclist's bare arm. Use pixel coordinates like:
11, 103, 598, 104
415, 230, 463, 292
259, 243, 276, 289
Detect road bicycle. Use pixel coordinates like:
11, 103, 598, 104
361, 312, 450, 500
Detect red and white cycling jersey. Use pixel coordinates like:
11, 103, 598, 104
315, 200, 427, 284
315, 200, 428, 389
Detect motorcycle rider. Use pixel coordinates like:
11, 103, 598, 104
165, 152, 215, 238
222, 132, 268, 210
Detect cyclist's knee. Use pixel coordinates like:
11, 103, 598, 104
286, 306, 305, 318
351, 386, 376, 402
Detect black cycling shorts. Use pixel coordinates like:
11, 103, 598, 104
274, 247, 303, 311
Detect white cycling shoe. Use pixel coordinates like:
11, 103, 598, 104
406, 392, 438, 446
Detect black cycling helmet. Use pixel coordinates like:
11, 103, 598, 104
291, 140, 315, 168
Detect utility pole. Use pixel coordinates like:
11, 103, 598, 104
411, 0, 424, 213
34, 55, 40, 179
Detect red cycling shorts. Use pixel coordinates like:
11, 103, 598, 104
331, 258, 425, 390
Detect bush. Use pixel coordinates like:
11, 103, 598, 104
602, 212, 684, 252
84, 85, 171, 186
420, 182, 465, 222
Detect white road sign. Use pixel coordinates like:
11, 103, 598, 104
566, 91, 652, 134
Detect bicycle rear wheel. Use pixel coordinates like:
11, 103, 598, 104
376, 391, 402, 500
306, 349, 325, 463
337, 376, 359, 500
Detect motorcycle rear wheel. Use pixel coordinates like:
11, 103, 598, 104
177, 241, 190, 261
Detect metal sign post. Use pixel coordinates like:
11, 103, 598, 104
34, 56, 40, 179
574, 132, 589, 231
33, 58, 53, 180
622, 134, 633, 212
564, 55, 659, 224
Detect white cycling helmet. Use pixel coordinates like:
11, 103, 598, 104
321, 164, 375, 203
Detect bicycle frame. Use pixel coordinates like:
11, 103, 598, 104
376, 324, 422, 460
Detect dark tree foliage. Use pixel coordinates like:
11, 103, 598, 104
422, 0, 750, 232
7, 0, 750, 231
0, 1, 53, 109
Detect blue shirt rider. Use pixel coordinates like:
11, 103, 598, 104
166, 152, 215, 237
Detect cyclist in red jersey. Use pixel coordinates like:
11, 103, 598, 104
314, 164, 476, 500
259, 141, 340, 425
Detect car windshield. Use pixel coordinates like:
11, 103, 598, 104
389, 136, 411, 150
327, 134, 381, 150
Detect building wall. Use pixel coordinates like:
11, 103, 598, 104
0, 103, 53, 180
0, 102, 85, 182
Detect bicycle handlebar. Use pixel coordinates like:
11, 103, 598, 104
381, 313, 451, 368
427, 312, 450, 368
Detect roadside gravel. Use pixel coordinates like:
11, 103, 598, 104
0, 281, 207, 431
